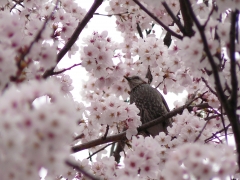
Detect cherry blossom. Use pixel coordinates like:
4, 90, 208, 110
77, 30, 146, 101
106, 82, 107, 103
0, 0, 239, 180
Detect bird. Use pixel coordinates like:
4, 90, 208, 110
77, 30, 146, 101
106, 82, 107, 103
124, 75, 172, 136
112, 75, 172, 162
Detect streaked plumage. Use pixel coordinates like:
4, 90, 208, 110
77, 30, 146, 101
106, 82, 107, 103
126, 76, 172, 136
113, 75, 172, 163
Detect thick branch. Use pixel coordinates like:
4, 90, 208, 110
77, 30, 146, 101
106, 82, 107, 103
72, 131, 125, 153
187, 102, 210, 111
72, 100, 194, 153
42, 0, 103, 78
229, 9, 240, 166
179, 0, 194, 37
230, 10, 238, 110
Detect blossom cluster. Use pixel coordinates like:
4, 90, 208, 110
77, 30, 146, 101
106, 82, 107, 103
0, 0, 86, 92
0, 0, 239, 180
77, 94, 141, 142
75, 0, 240, 179
76, 106, 236, 179
81, 31, 118, 82
0, 79, 80, 180
165, 143, 237, 179
77, 136, 237, 180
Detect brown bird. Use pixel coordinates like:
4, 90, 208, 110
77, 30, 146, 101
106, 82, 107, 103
124, 75, 172, 136
113, 75, 172, 162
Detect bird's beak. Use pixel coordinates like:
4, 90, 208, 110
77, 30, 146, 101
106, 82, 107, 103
124, 76, 130, 81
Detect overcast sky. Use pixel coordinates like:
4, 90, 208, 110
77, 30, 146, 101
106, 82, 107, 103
58, 1, 186, 109
58, 1, 123, 102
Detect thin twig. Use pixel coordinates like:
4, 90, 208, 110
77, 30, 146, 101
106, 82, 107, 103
184, 0, 228, 113
162, 1, 186, 35
43, 0, 104, 78
94, 12, 129, 17
136, 23, 143, 38
102, 125, 109, 139
12, 0, 60, 82
205, 124, 231, 143
202, 5, 215, 28
212, 133, 223, 143
87, 143, 114, 159
204, 114, 221, 121
182, 3, 240, 161
155, 77, 165, 89
65, 160, 100, 180
201, 77, 218, 96
52, 63, 81, 75
145, 23, 155, 35
19, 0, 59, 66
10, 0, 24, 11
194, 117, 211, 142
220, 106, 228, 144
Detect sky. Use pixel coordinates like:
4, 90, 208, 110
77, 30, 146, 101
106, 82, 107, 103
36, 1, 233, 178
58, 0, 187, 109
58, 0, 124, 102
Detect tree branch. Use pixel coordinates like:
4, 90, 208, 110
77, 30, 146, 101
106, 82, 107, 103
202, 5, 215, 29
136, 23, 143, 38
65, 160, 100, 180
132, 0, 183, 40
187, 102, 210, 112
220, 106, 228, 144
230, 10, 238, 110
72, 131, 125, 153
94, 12, 129, 17
87, 143, 114, 160
162, 1, 186, 35
201, 77, 218, 97
184, 0, 240, 168
51, 63, 81, 75
72, 98, 196, 153
74, 133, 85, 141
205, 124, 231, 143
184, 0, 228, 120
179, 0, 194, 37
12, 0, 59, 82
42, 0, 103, 78
194, 116, 211, 142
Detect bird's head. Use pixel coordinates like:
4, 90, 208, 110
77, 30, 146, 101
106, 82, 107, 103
124, 75, 147, 90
